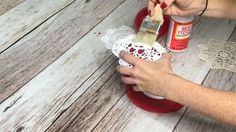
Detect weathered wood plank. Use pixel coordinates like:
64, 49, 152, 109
44, 1, 148, 130
171, 18, 235, 83
0, 0, 125, 103
93, 96, 186, 132
0, 0, 144, 131
173, 69, 236, 132
0, 0, 25, 16
173, 27, 236, 132
0, 0, 74, 53
92, 18, 236, 132
48, 63, 125, 132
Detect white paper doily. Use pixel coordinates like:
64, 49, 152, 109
101, 25, 135, 49
102, 25, 166, 67
101, 25, 166, 99
198, 39, 236, 72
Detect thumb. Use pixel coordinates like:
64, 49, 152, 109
148, 0, 156, 16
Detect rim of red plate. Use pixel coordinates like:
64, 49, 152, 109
126, 85, 183, 113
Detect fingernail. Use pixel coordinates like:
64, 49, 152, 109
160, 2, 167, 9
156, 0, 160, 4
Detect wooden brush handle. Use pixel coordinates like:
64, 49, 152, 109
151, 5, 164, 25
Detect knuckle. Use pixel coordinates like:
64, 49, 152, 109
121, 77, 128, 83
138, 86, 145, 92
131, 70, 137, 77
133, 69, 141, 78
135, 80, 141, 85
123, 53, 127, 59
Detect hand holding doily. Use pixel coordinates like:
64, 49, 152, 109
116, 52, 174, 98
102, 26, 167, 98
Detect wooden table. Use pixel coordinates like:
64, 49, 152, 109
0, 0, 236, 131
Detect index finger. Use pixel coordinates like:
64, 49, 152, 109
148, 0, 156, 16
148, 0, 161, 16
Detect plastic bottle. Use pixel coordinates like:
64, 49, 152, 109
166, 16, 194, 52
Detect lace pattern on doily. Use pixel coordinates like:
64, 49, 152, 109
101, 25, 166, 67
198, 39, 236, 72
101, 25, 135, 49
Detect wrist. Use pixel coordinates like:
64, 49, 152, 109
161, 73, 179, 98
198, 0, 208, 16
163, 74, 194, 103
164, 74, 206, 107
180, 0, 206, 16
195, 0, 207, 16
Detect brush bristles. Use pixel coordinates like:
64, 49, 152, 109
133, 32, 157, 46
134, 15, 162, 46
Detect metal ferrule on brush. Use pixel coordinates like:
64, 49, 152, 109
139, 16, 161, 35
134, 16, 162, 46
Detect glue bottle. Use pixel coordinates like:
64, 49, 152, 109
166, 16, 194, 52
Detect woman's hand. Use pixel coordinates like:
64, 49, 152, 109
149, 0, 236, 19
148, 0, 206, 16
116, 51, 175, 97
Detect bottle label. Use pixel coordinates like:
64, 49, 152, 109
167, 18, 193, 52
175, 23, 192, 40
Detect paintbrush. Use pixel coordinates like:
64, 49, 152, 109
133, 5, 164, 46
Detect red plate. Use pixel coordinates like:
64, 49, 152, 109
126, 85, 183, 113
134, 7, 170, 37
126, 7, 183, 113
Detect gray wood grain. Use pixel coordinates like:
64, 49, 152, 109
0, 0, 141, 131
0, 0, 74, 53
173, 27, 236, 132
47, 62, 125, 132
0, 0, 25, 15
0, 0, 124, 103
1, 0, 235, 131
173, 69, 236, 132
45, 0, 147, 131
